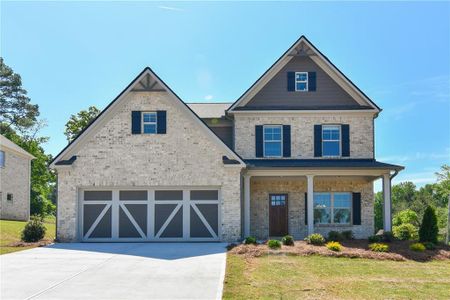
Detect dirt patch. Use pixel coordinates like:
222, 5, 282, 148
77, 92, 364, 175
229, 240, 450, 262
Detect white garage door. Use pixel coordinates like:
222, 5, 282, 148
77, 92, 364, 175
80, 188, 220, 242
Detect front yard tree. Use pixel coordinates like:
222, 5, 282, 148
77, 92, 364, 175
419, 205, 439, 244
0, 58, 39, 135
64, 106, 100, 142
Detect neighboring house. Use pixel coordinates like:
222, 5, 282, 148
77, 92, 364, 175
50, 36, 403, 242
0, 134, 35, 221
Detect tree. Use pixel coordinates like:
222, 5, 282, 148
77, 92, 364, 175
64, 106, 100, 142
391, 182, 416, 214
419, 205, 439, 244
374, 192, 383, 232
0, 58, 39, 135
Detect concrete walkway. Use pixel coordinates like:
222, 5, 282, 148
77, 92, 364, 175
1, 243, 228, 300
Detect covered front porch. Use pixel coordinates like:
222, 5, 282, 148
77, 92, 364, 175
243, 163, 403, 240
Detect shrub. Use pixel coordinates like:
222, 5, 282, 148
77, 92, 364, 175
305, 233, 325, 246
342, 230, 354, 240
281, 235, 294, 246
381, 231, 394, 242
369, 243, 389, 252
327, 231, 344, 242
267, 239, 281, 249
393, 223, 418, 240
326, 241, 342, 252
368, 235, 382, 243
244, 236, 257, 245
423, 242, 436, 250
419, 206, 439, 244
393, 209, 419, 227
21, 216, 46, 242
410, 242, 426, 252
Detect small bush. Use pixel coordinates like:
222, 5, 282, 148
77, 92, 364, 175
21, 217, 46, 242
305, 233, 325, 246
393, 223, 418, 241
423, 242, 436, 250
281, 235, 294, 246
267, 239, 282, 249
410, 242, 426, 252
369, 243, 389, 252
326, 241, 342, 252
419, 206, 439, 244
327, 231, 344, 242
368, 235, 382, 243
244, 236, 257, 245
381, 231, 394, 242
342, 230, 354, 240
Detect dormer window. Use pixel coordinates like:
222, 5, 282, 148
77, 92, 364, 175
295, 72, 308, 91
142, 112, 157, 134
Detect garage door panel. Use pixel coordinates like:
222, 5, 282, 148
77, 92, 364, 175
83, 204, 108, 236
155, 204, 178, 234
160, 207, 183, 238
90, 206, 112, 238
196, 204, 219, 235
155, 190, 183, 201
119, 190, 147, 201
124, 204, 147, 234
119, 205, 146, 238
84, 191, 112, 201
190, 206, 213, 238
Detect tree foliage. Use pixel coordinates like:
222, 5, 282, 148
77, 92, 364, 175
419, 206, 439, 244
64, 106, 100, 142
0, 58, 39, 135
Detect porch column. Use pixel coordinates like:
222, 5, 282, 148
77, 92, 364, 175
383, 173, 392, 232
244, 175, 251, 238
307, 175, 314, 235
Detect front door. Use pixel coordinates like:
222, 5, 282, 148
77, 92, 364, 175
269, 194, 288, 236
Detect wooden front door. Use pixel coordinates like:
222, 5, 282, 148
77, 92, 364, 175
269, 194, 288, 236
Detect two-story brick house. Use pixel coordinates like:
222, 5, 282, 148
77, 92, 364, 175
50, 36, 403, 242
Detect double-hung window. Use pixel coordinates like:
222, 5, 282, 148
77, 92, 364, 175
322, 125, 341, 157
142, 112, 157, 134
313, 192, 351, 224
263, 125, 282, 157
295, 72, 308, 91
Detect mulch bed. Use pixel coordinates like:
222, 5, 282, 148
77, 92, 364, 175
228, 240, 450, 262
8, 239, 54, 248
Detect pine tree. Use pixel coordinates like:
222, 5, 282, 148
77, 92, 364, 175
419, 206, 439, 244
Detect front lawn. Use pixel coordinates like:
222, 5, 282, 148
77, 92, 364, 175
223, 254, 450, 299
0, 217, 55, 255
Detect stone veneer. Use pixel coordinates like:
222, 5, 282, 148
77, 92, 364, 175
250, 177, 374, 239
56, 91, 242, 242
0, 150, 31, 221
234, 113, 374, 159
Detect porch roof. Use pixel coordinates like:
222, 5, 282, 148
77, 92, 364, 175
244, 159, 404, 171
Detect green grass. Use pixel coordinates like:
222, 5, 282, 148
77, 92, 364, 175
0, 217, 55, 255
223, 254, 450, 299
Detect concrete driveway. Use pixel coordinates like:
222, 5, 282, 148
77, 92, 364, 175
1, 243, 228, 300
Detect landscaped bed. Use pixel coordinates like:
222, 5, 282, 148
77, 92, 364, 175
228, 240, 450, 262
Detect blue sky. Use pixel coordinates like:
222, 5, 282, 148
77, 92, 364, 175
2, 1, 449, 190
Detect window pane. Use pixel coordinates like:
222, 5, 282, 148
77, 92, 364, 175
296, 82, 307, 91
323, 141, 340, 156
314, 208, 331, 224
296, 73, 307, 81
331, 130, 340, 140
314, 193, 331, 208
264, 141, 281, 157
334, 193, 351, 207
143, 113, 156, 123
334, 209, 351, 224
0, 151, 4, 167
143, 124, 156, 134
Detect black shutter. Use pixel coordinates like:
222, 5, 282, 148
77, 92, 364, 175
157, 111, 167, 134
131, 111, 141, 134
308, 72, 316, 91
314, 125, 322, 157
282, 125, 291, 157
287, 72, 295, 92
342, 124, 350, 157
304, 193, 308, 225
352, 192, 361, 225
255, 125, 263, 157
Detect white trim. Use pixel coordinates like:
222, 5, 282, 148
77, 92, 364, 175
246, 169, 391, 177
294, 72, 308, 92
263, 125, 283, 158
230, 110, 377, 115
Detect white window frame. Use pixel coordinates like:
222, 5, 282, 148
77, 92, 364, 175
263, 125, 283, 158
0, 150, 4, 168
141, 112, 157, 134
313, 192, 352, 225
295, 72, 308, 92
322, 125, 341, 157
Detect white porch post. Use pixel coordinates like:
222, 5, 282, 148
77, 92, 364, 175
383, 173, 392, 232
244, 175, 251, 238
307, 175, 314, 235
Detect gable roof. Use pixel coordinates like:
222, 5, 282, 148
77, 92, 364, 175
186, 103, 231, 118
0, 134, 35, 160
227, 35, 381, 113
50, 68, 245, 168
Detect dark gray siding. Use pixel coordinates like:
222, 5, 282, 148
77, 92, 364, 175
243, 56, 364, 109
210, 126, 233, 149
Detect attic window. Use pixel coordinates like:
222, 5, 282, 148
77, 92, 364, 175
295, 72, 308, 91
142, 112, 157, 134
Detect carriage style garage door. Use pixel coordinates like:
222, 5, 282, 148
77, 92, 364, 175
80, 188, 220, 242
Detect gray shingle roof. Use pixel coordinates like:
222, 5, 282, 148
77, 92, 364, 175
244, 159, 404, 170
186, 103, 231, 118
